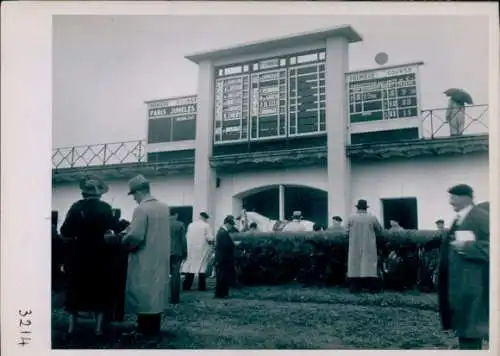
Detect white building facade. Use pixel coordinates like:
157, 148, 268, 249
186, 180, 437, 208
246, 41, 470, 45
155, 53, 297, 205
52, 26, 490, 231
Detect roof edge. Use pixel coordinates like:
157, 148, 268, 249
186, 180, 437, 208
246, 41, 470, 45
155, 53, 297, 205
185, 25, 363, 64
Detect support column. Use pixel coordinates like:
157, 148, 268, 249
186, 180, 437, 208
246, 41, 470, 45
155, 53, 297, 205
325, 37, 351, 221
193, 60, 216, 225
278, 184, 285, 221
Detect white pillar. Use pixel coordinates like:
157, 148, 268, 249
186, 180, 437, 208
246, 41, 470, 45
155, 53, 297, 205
193, 60, 216, 223
325, 37, 351, 221
278, 184, 285, 220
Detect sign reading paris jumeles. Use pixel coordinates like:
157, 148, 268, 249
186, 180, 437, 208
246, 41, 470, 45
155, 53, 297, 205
147, 96, 197, 143
214, 50, 327, 144
346, 63, 422, 123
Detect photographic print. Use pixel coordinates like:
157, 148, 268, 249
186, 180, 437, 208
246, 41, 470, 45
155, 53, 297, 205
2, 1, 499, 354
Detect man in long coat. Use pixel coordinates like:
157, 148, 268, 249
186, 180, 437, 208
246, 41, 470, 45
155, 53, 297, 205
346, 199, 384, 293
214, 215, 237, 298
446, 98, 466, 136
181, 212, 214, 291
121, 174, 171, 338
431, 184, 489, 350
170, 212, 187, 304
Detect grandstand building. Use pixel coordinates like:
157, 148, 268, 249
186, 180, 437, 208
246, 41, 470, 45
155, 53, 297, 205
52, 25, 489, 230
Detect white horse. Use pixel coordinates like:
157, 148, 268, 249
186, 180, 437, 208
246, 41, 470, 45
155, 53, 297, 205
236, 209, 315, 232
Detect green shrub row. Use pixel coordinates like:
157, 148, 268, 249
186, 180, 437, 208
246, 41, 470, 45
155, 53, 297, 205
230, 230, 443, 291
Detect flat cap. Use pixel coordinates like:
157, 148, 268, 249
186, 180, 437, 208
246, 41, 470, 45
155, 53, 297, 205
435, 219, 444, 224
447, 184, 473, 197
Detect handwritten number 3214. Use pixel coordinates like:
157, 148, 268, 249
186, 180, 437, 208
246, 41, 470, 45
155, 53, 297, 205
18, 309, 32, 347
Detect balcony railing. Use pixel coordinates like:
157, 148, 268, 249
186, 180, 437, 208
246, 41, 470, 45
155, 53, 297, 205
52, 140, 146, 170
52, 105, 488, 170
421, 104, 488, 139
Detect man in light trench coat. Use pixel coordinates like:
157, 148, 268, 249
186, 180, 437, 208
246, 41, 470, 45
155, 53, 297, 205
181, 212, 214, 291
121, 174, 171, 339
346, 199, 384, 293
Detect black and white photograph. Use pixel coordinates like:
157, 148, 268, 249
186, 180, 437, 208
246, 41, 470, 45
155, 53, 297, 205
2, 1, 499, 354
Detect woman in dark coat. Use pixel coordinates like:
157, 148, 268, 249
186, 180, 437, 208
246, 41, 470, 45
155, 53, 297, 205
60, 176, 119, 338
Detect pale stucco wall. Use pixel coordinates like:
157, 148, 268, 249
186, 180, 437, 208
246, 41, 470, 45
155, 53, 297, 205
52, 152, 489, 231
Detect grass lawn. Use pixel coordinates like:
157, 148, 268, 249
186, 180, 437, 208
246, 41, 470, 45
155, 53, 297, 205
52, 280, 459, 350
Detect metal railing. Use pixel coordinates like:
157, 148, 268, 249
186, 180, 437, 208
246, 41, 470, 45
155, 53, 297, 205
52, 140, 146, 169
52, 104, 488, 169
421, 104, 488, 139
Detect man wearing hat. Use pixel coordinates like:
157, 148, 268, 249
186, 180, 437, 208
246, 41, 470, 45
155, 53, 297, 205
346, 199, 384, 293
327, 216, 346, 234
282, 211, 307, 232
435, 219, 446, 231
181, 212, 214, 291
121, 174, 171, 339
214, 215, 237, 298
431, 184, 489, 349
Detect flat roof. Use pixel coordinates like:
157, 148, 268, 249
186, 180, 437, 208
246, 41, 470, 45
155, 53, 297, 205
185, 25, 363, 64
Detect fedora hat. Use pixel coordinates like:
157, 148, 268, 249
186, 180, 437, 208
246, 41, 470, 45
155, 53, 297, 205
355, 199, 369, 209
127, 174, 150, 195
79, 175, 109, 196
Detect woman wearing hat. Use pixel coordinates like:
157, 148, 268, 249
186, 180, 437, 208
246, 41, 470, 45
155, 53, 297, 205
59, 175, 120, 341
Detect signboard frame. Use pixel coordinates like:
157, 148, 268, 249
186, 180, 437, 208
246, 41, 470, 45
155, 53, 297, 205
345, 62, 424, 138
213, 49, 328, 145
146, 95, 197, 145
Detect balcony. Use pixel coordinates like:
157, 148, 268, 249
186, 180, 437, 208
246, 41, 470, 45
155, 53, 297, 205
52, 105, 489, 180
347, 104, 488, 160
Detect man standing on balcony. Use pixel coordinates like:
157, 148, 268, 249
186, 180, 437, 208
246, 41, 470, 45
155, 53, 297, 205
446, 98, 466, 136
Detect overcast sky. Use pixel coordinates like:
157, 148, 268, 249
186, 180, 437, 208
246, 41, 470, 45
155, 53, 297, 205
52, 14, 489, 147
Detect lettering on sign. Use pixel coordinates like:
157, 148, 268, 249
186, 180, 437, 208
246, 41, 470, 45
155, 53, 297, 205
346, 64, 421, 123
147, 95, 197, 143
213, 49, 327, 143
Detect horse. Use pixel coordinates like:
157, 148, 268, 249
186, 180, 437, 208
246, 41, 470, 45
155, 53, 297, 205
236, 209, 315, 232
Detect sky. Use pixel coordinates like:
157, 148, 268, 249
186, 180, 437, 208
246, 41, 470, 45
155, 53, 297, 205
52, 14, 490, 148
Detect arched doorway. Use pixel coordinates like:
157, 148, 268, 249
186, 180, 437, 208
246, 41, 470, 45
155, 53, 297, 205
285, 185, 328, 227
241, 186, 279, 220
237, 184, 328, 226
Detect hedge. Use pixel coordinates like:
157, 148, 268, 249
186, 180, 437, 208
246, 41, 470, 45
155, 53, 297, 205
230, 229, 443, 292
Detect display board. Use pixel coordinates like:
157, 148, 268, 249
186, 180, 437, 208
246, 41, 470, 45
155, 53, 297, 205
214, 50, 327, 145
147, 96, 197, 144
345, 64, 421, 123
214, 75, 250, 143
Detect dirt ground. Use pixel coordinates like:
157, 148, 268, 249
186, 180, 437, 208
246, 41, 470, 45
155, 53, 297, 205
52, 282, 463, 350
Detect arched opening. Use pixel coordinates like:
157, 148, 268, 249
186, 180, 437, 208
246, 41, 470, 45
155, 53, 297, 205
285, 185, 328, 227
236, 184, 328, 226
241, 186, 279, 220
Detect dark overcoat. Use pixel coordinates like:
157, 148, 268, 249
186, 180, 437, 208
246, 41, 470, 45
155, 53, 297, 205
60, 198, 119, 313
214, 227, 236, 284
437, 205, 489, 339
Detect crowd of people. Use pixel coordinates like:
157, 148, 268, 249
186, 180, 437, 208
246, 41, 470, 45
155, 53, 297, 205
52, 174, 239, 344
52, 175, 490, 350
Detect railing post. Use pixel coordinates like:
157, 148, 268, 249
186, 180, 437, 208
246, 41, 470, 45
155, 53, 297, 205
138, 141, 143, 162
429, 110, 434, 139
103, 144, 107, 165
70, 147, 75, 168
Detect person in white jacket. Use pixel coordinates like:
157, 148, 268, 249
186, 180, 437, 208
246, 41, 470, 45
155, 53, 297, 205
181, 212, 214, 291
